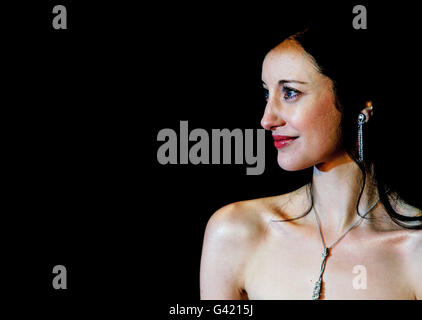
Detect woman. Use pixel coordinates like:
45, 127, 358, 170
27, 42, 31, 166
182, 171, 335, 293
199, 22, 422, 299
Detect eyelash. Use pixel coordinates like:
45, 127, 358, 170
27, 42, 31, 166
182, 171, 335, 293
264, 86, 301, 102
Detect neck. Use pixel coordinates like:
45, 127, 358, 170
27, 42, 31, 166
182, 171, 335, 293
311, 152, 378, 235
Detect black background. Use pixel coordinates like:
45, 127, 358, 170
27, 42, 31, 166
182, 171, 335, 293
4, 0, 421, 316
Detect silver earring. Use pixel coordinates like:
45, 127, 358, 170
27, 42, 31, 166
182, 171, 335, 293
357, 113, 366, 162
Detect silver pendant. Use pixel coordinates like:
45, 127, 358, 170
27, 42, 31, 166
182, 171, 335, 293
312, 248, 329, 300
312, 279, 322, 300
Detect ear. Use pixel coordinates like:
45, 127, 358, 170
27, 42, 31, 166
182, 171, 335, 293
359, 101, 373, 122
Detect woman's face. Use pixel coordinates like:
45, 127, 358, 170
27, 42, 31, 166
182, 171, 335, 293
261, 39, 343, 171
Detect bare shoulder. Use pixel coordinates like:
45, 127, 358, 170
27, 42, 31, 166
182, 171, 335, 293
204, 184, 309, 247
403, 229, 422, 299
200, 185, 309, 299
201, 199, 271, 260
391, 196, 422, 298
199, 200, 266, 299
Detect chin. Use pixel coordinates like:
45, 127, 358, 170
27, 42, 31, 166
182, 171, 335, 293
277, 161, 303, 171
277, 153, 312, 171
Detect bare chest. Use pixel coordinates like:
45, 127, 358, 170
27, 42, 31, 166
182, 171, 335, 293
243, 229, 414, 300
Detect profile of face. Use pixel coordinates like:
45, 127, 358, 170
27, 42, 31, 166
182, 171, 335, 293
261, 39, 343, 171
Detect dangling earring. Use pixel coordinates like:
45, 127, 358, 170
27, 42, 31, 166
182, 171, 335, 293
357, 113, 366, 162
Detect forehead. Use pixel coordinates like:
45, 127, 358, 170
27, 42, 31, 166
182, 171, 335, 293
262, 40, 321, 85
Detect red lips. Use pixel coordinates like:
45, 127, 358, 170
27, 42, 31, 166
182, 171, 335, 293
272, 135, 298, 149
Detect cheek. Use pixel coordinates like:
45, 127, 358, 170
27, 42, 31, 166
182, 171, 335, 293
275, 106, 342, 171
294, 97, 342, 150
312, 111, 340, 143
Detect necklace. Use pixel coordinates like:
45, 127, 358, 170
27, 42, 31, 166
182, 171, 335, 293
311, 199, 380, 300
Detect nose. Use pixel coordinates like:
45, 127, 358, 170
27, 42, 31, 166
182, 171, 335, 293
260, 101, 286, 131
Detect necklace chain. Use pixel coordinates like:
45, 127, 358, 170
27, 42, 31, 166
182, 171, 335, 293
313, 198, 380, 250
311, 198, 380, 300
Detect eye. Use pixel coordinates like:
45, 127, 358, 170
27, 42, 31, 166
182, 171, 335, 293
263, 88, 269, 101
283, 86, 301, 101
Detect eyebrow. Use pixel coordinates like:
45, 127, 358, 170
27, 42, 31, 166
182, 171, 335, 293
262, 79, 308, 86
